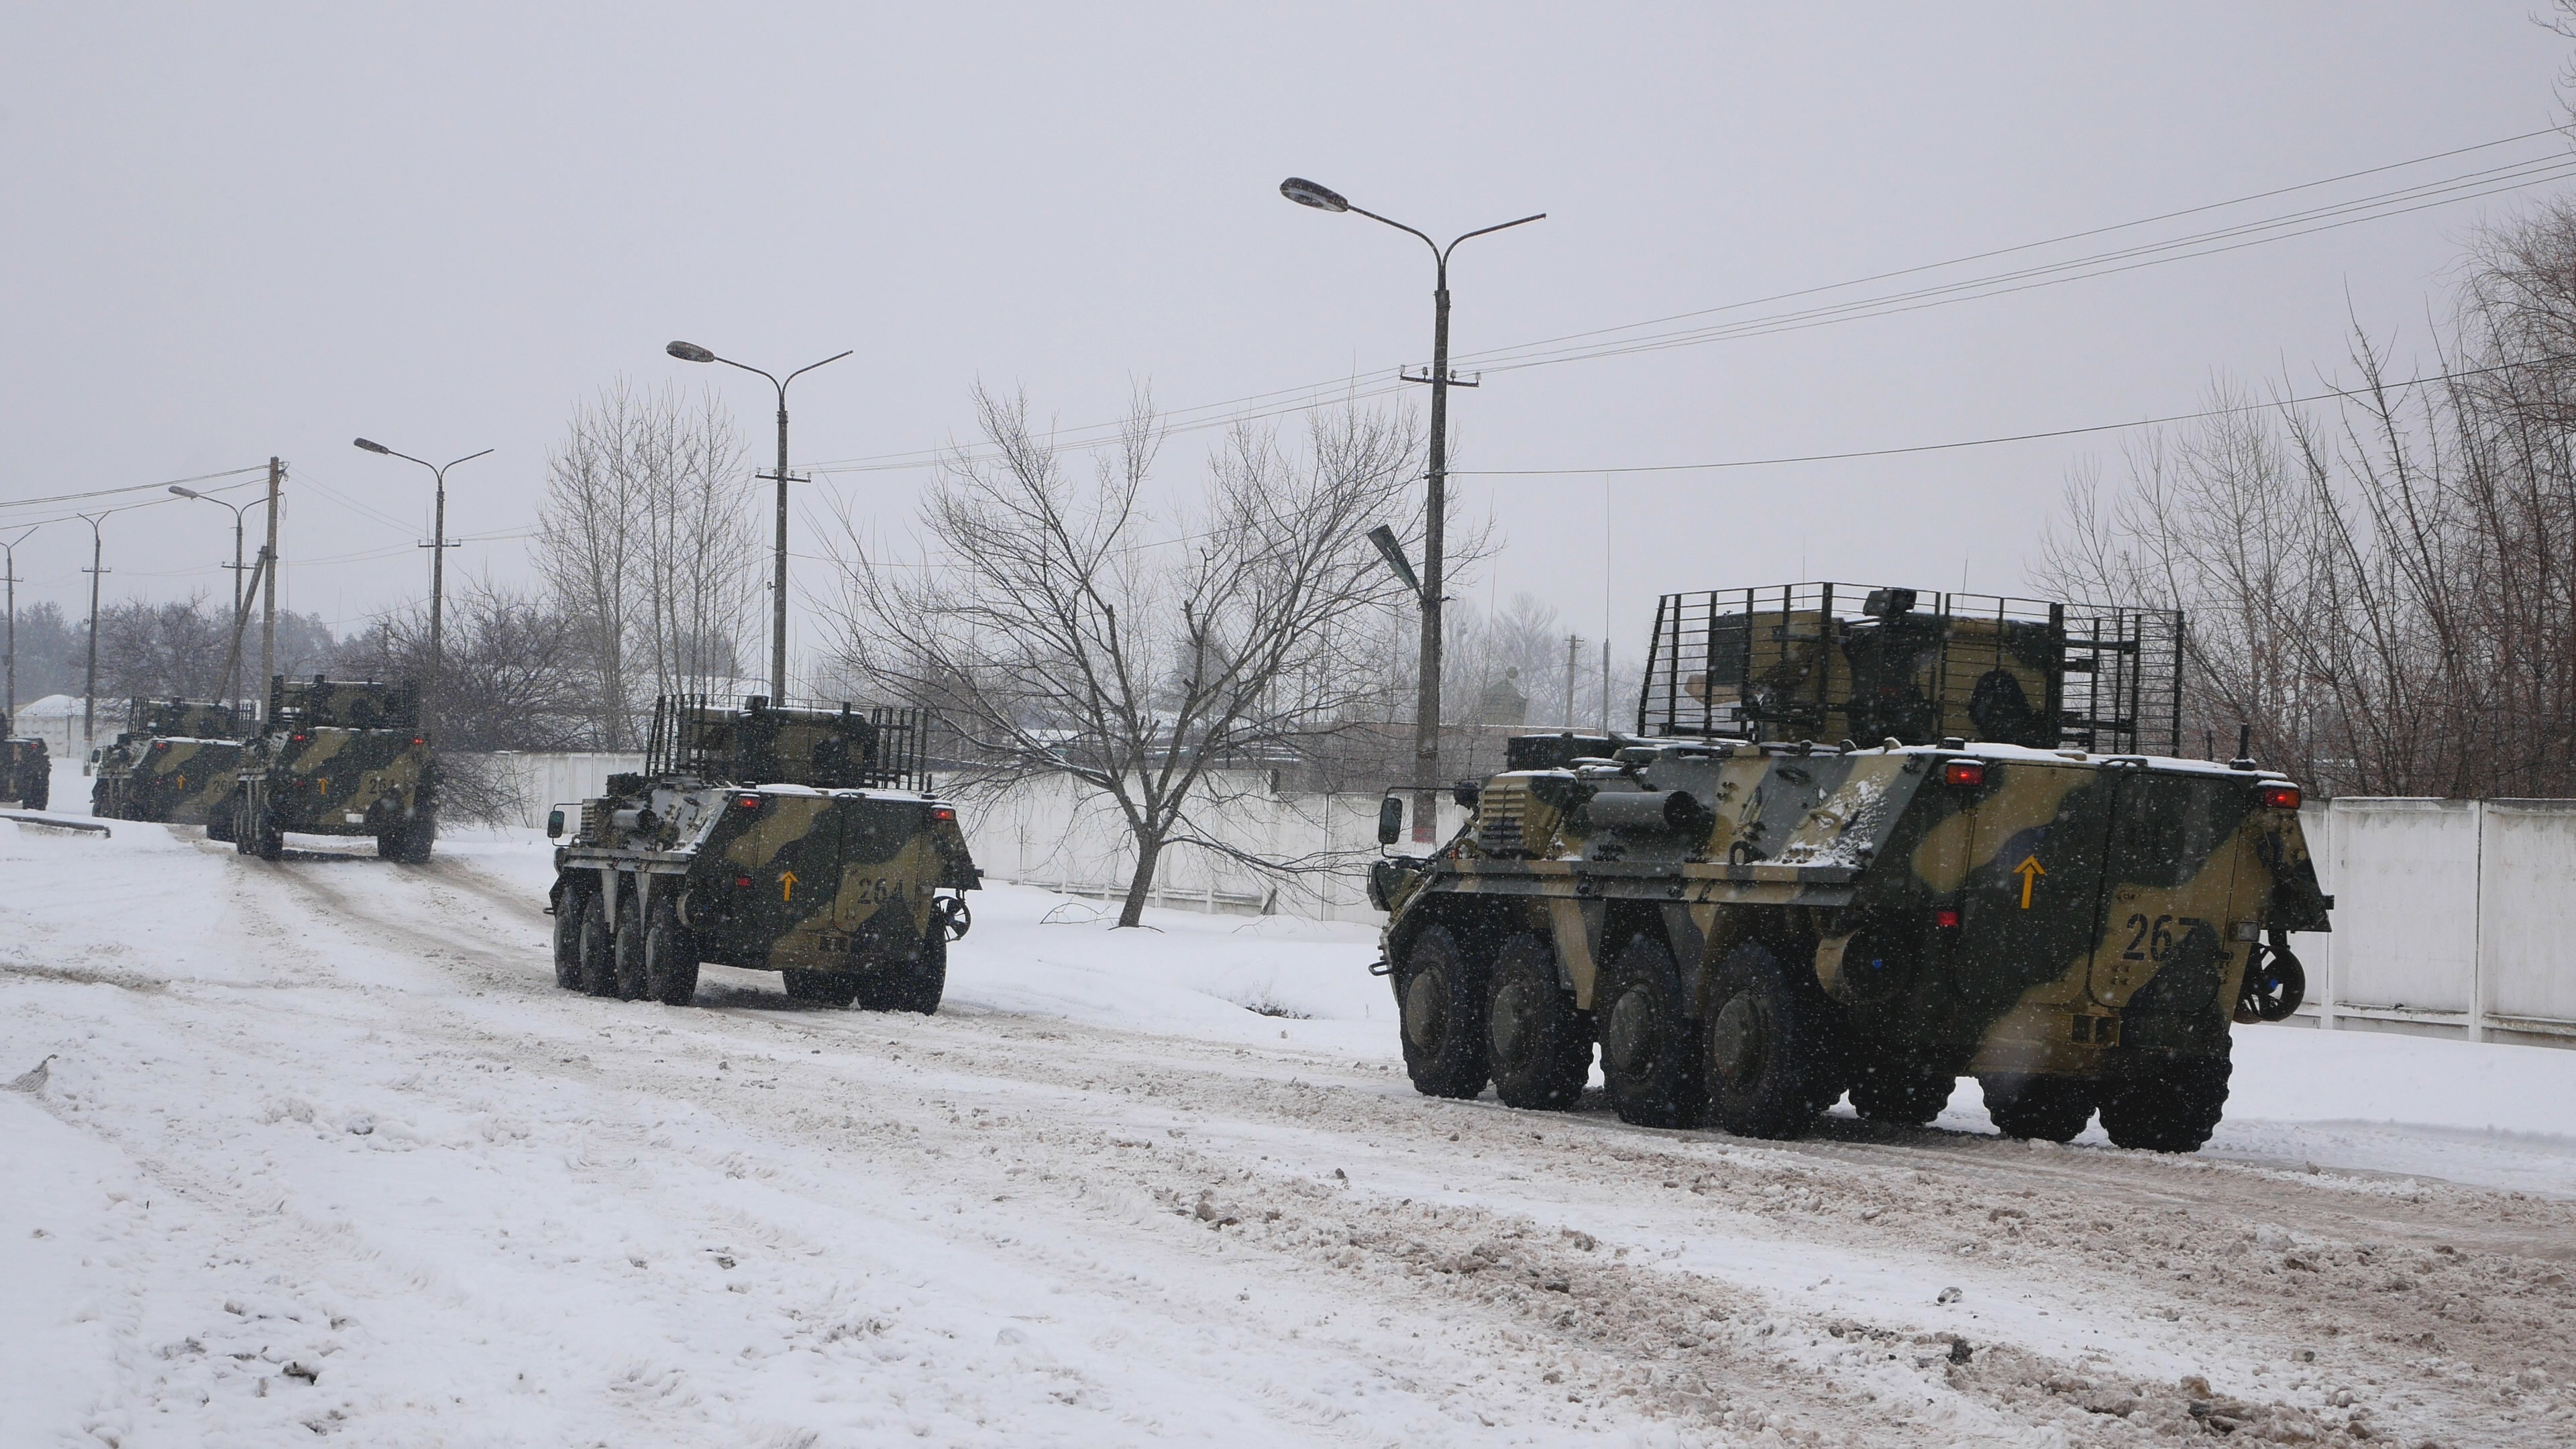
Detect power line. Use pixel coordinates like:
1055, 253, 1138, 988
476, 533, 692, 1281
1454, 351, 2574, 478
0, 465, 268, 515
803, 128, 2576, 478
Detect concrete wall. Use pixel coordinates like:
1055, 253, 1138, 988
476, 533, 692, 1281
2293, 797, 2576, 1047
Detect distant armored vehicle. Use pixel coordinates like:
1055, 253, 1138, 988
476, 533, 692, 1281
91, 699, 249, 824
1370, 584, 2332, 1153
1, 737, 48, 810
213, 676, 437, 861
547, 696, 979, 1011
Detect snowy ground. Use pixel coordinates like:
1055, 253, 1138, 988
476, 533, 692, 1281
5, 761, 2576, 1446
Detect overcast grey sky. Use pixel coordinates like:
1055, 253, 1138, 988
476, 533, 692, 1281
4, 3, 2568, 677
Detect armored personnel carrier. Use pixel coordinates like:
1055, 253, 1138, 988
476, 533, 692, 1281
547, 696, 979, 1011
1, 737, 48, 810
91, 699, 249, 824
213, 676, 436, 861
1370, 584, 2331, 1152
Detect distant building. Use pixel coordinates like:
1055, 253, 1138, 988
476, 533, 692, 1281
1478, 667, 1527, 727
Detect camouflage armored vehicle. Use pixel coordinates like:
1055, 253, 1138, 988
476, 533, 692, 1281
1, 737, 48, 810
212, 676, 437, 861
547, 696, 979, 1011
1369, 584, 2332, 1153
91, 699, 249, 824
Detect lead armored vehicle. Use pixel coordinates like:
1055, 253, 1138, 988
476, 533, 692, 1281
547, 696, 979, 1011
213, 676, 436, 861
1371, 584, 2332, 1152
1, 737, 48, 810
92, 699, 249, 824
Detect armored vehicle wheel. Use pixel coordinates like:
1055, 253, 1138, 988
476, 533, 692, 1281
91, 781, 113, 818
1395, 925, 1490, 1100
378, 812, 435, 863
1599, 929, 1705, 1128
2098, 1050, 2231, 1153
859, 930, 947, 1014
576, 893, 619, 996
610, 893, 649, 1001
643, 897, 699, 1006
1848, 1061, 1955, 1126
239, 797, 284, 860
1980, 1075, 2094, 1142
1701, 943, 1839, 1140
552, 885, 588, 989
782, 970, 861, 1008
22, 774, 45, 810
1485, 934, 1589, 1110
206, 794, 237, 843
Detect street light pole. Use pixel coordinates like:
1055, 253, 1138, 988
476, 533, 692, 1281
2, 527, 32, 736
353, 440, 492, 722
76, 512, 110, 766
665, 341, 853, 702
1277, 177, 1544, 841
168, 486, 256, 706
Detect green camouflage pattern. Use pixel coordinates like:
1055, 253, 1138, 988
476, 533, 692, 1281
549, 698, 978, 1010
1376, 582, 2332, 1148
224, 676, 435, 859
92, 699, 250, 824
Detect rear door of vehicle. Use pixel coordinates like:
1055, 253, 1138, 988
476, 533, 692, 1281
1947, 759, 2120, 1032
830, 796, 936, 961
2086, 767, 2249, 1014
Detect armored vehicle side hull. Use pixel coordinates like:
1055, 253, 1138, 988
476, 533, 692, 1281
1377, 737, 2330, 1152
549, 782, 979, 1011
94, 738, 244, 824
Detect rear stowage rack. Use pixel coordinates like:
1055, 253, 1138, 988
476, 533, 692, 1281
1636, 583, 2182, 755
643, 695, 932, 791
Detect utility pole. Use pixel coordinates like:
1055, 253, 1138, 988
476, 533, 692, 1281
353, 439, 488, 726
1278, 177, 1542, 841
78, 513, 109, 766
1564, 633, 1580, 729
260, 458, 280, 719
1, 527, 31, 735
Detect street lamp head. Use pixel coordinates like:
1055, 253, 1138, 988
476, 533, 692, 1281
665, 341, 716, 363
1279, 177, 1350, 213
353, 437, 392, 454
168, 485, 201, 498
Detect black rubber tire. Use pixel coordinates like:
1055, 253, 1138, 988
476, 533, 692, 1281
1395, 924, 1490, 1100
577, 892, 619, 997
379, 812, 435, 863
206, 793, 237, 843
643, 896, 699, 1007
23, 775, 46, 811
553, 885, 587, 990
91, 780, 113, 818
250, 794, 283, 860
1597, 929, 1704, 1128
2098, 1050, 2231, 1153
1701, 943, 1839, 1140
1980, 1075, 2096, 1142
783, 969, 861, 1008
1485, 933, 1590, 1110
1849, 1060, 1955, 1126
859, 929, 947, 1014
611, 892, 648, 1001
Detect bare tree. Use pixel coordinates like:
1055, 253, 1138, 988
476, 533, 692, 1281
829, 387, 1424, 926
535, 380, 752, 748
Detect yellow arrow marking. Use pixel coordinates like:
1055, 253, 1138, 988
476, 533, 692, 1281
2012, 854, 2046, 910
780, 869, 799, 902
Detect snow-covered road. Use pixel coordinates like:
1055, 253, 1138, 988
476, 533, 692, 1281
5, 788, 2575, 1446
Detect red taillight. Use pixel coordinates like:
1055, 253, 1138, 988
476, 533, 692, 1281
2259, 784, 2302, 810
738, 794, 761, 810
931, 806, 955, 822
1935, 909, 1962, 929
1942, 759, 1986, 788
733, 875, 753, 890
290, 733, 307, 743
153, 742, 169, 751
411, 737, 424, 746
